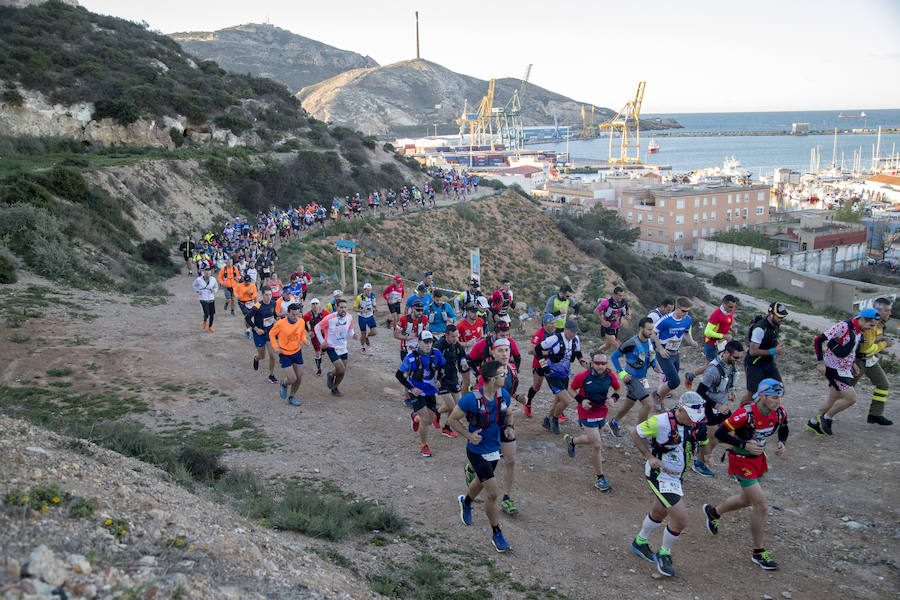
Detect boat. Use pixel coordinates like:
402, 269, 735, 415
838, 111, 867, 118
647, 139, 659, 154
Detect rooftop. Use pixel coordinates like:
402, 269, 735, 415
622, 182, 767, 195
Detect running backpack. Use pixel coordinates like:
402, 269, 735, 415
650, 410, 705, 459
826, 320, 858, 359
733, 401, 787, 442
410, 351, 439, 383
466, 387, 506, 429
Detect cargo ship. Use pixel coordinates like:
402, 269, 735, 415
838, 111, 867, 118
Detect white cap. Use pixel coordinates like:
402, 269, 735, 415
678, 392, 706, 424
363, 282, 372, 289
492, 338, 511, 348
310, 298, 320, 304
419, 330, 435, 341
333, 289, 343, 296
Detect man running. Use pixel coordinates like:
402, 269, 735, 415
396, 330, 446, 457
609, 317, 662, 437
703, 379, 788, 570
595, 286, 630, 353
457, 304, 485, 392
489, 279, 514, 327
383, 275, 405, 329
353, 282, 378, 353
630, 392, 709, 577
449, 359, 513, 553
394, 299, 429, 362
234, 274, 258, 339
303, 298, 329, 376
454, 277, 481, 315
179, 236, 196, 276
466, 321, 522, 376
217, 258, 241, 316
564, 351, 620, 491
269, 303, 308, 407
428, 289, 457, 339
405, 283, 434, 316
685, 294, 738, 390
192, 267, 219, 333
434, 324, 468, 438
523, 314, 557, 418
545, 284, 579, 332
245, 286, 280, 384
807, 308, 879, 436
315, 298, 357, 397
652, 297, 698, 412
851, 297, 895, 425
537, 319, 587, 434
742, 302, 788, 404
692, 340, 744, 477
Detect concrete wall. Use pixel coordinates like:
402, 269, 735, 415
697, 239, 769, 269
759, 264, 898, 311
769, 243, 867, 275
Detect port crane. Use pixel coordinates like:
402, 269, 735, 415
581, 104, 597, 138
598, 81, 646, 165
494, 64, 532, 153
456, 79, 496, 149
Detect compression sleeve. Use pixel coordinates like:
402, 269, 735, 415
813, 333, 826, 360
714, 424, 746, 449
704, 321, 723, 340
696, 382, 714, 405
395, 369, 413, 391
778, 424, 789, 443
610, 347, 626, 376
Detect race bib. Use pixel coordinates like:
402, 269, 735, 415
837, 368, 853, 378
639, 378, 650, 391
263, 316, 275, 327
481, 451, 501, 461
244, 301, 255, 308
658, 478, 682, 496
716, 340, 726, 352
865, 355, 879, 367
664, 340, 682, 352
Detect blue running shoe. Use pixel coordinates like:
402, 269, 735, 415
288, 397, 301, 407
491, 531, 510, 553
692, 459, 715, 477
458, 495, 472, 526
594, 476, 611, 491
564, 434, 576, 457
631, 539, 655, 563
608, 418, 622, 438
280, 381, 288, 399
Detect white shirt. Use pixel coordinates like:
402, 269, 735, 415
192, 276, 218, 302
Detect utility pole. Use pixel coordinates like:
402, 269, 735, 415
415, 11, 420, 59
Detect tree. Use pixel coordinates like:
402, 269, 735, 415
581, 207, 640, 245
834, 199, 863, 223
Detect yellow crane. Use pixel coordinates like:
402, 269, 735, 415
473, 78, 496, 150
581, 104, 597, 138
598, 81, 646, 165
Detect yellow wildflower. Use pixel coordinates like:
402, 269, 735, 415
41, 505, 48, 510
105, 519, 113, 525
52, 497, 60, 503
188, 545, 194, 551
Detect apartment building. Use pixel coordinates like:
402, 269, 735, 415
618, 183, 771, 254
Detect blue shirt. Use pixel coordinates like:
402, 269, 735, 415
654, 314, 693, 352
457, 387, 510, 455
428, 301, 456, 333
539, 333, 580, 378
610, 335, 657, 378
284, 283, 303, 298
406, 293, 434, 314
398, 349, 446, 396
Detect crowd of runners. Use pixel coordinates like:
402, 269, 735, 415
180, 212, 895, 575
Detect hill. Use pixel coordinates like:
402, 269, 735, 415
296, 58, 680, 136
170, 23, 379, 94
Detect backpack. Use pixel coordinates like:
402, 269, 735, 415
733, 400, 787, 441
650, 410, 705, 459
410, 350, 437, 383
466, 387, 506, 429
826, 320, 857, 359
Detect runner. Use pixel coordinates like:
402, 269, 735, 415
686, 294, 738, 390
234, 274, 258, 339
544, 284, 580, 332
457, 304, 485, 392
629, 392, 709, 577
179, 236, 196, 276
382, 275, 405, 330
405, 283, 434, 316
595, 286, 630, 353
454, 277, 481, 315
563, 351, 620, 491
217, 258, 241, 316
192, 267, 218, 333
314, 298, 357, 397
702, 378, 788, 570
807, 308, 879, 436
489, 279, 513, 327
449, 359, 513, 552
396, 330, 447, 457
283, 273, 304, 304
608, 317, 662, 436
245, 286, 280, 384
466, 321, 522, 377
303, 298, 329, 376
524, 314, 558, 418
269, 302, 308, 407
692, 340, 744, 477
326, 289, 343, 313
851, 297, 895, 425
427, 289, 457, 339
353, 282, 378, 353
394, 299, 429, 362
420, 271, 435, 295
434, 324, 468, 438
741, 302, 788, 404
290, 263, 312, 300
537, 319, 587, 434
652, 297, 698, 412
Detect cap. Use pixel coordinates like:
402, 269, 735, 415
290, 273, 298, 279
564, 319, 580, 332
470, 277, 480, 287
858, 307, 879, 319
333, 289, 343, 296
542, 313, 556, 325
495, 321, 510, 330
492, 337, 511, 348
243, 275, 251, 282
678, 392, 706, 423
363, 282, 372, 289
769, 302, 789, 318
416, 283, 426, 292
412, 300, 424, 309
423, 271, 433, 278
753, 378, 785, 399
559, 284, 574, 293
310, 298, 320, 304
419, 330, 434, 341
394, 275, 403, 283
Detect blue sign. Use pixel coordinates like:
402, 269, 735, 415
336, 240, 356, 253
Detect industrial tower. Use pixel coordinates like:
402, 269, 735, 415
598, 81, 646, 165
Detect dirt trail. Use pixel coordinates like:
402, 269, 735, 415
2, 271, 898, 599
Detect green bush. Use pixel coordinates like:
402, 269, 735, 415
213, 112, 253, 135
93, 99, 140, 125
138, 239, 172, 267
169, 127, 185, 148
710, 229, 778, 253
712, 271, 739, 287
1, 87, 24, 107
0, 252, 16, 284
534, 246, 552, 262
47, 165, 90, 203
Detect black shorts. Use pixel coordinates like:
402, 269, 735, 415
438, 378, 461, 395
388, 302, 401, 314
601, 326, 620, 338
466, 447, 499, 482
647, 469, 682, 508
745, 362, 782, 393
825, 366, 853, 391
410, 394, 437, 413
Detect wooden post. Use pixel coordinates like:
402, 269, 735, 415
340, 252, 346, 290
351, 253, 358, 298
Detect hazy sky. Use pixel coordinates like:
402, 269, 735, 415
78, 0, 900, 114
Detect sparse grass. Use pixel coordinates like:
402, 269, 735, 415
737, 286, 847, 320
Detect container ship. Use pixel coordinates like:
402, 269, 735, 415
838, 111, 867, 118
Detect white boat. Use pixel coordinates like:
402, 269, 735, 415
647, 139, 660, 154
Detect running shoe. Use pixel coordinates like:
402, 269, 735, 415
420, 444, 432, 457
500, 497, 519, 515
442, 425, 457, 438
751, 549, 778, 570
267, 375, 278, 384
692, 460, 715, 477
550, 417, 560, 435
316, 368, 322, 376
594, 476, 611, 491
280, 381, 287, 399
208, 327, 214, 333
202, 320, 207, 330
491, 531, 510, 553
231, 309, 235, 316
245, 329, 251, 340
523, 404, 533, 418
331, 387, 343, 397
361, 346, 366, 354
433, 412, 441, 428
366, 338, 371, 346
564, 434, 576, 458
821, 417, 833, 436
253, 357, 259, 371
327, 372, 334, 390
458, 495, 472, 526
464, 463, 476, 487
654, 551, 675, 577
410, 412, 420, 432
806, 416, 828, 436
542, 417, 552, 432
288, 397, 301, 407
684, 372, 695, 390
703, 503, 719, 535
608, 418, 622, 438
867, 415, 894, 425
558, 413, 568, 422
631, 539, 655, 563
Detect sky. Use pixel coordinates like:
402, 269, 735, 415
78, 0, 900, 114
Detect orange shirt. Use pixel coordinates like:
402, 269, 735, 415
269, 316, 307, 355
235, 282, 258, 304
218, 265, 241, 289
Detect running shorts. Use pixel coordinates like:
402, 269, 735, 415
388, 302, 401, 314
727, 451, 768, 486
600, 326, 620, 338
626, 377, 651, 401
546, 375, 570, 395
253, 331, 271, 348
278, 350, 303, 369
745, 363, 782, 393
438, 378, 461, 395
466, 447, 499, 482
326, 348, 349, 363
647, 469, 683, 508
410, 394, 437, 413
358, 315, 377, 331
825, 366, 853, 392
578, 417, 606, 429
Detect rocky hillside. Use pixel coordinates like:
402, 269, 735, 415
170, 23, 378, 94
296, 58, 680, 136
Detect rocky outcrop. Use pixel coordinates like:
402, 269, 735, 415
170, 23, 378, 94
0, 0, 78, 6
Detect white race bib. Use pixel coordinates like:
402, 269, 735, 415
657, 478, 682, 495
865, 355, 879, 367
837, 368, 853, 378
640, 378, 650, 391
664, 340, 682, 352
481, 451, 501, 461
715, 340, 726, 352
263, 316, 275, 327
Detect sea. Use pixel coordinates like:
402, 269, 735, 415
530, 109, 900, 178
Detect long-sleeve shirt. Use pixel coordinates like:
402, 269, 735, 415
192, 276, 218, 302
315, 312, 355, 354
610, 335, 657, 379
268, 316, 308, 355
382, 283, 405, 304
704, 306, 734, 347
857, 320, 888, 359
814, 319, 863, 374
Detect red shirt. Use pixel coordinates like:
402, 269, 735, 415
396, 314, 428, 349
705, 307, 735, 346
571, 369, 620, 420
457, 317, 485, 345
490, 288, 513, 312
724, 402, 787, 452
530, 327, 552, 368
383, 283, 405, 304
468, 336, 521, 362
